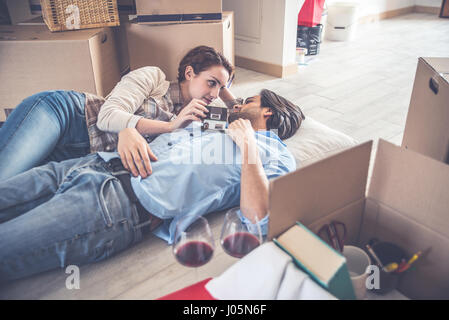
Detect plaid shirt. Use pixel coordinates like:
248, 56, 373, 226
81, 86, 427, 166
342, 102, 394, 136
84, 67, 183, 153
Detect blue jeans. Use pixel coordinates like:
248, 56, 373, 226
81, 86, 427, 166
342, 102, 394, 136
0, 90, 90, 181
0, 154, 143, 283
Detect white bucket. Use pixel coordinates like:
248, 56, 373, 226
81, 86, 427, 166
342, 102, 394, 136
326, 2, 359, 41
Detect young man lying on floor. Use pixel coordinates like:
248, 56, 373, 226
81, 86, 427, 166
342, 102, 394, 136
0, 89, 305, 283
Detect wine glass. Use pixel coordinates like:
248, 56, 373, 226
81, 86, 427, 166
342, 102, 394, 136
173, 215, 215, 269
220, 207, 263, 259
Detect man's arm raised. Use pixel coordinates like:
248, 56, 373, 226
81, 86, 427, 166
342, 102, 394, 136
226, 119, 268, 223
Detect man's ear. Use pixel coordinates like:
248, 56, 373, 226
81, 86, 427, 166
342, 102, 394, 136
185, 66, 194, 80
263, 108, 273, 119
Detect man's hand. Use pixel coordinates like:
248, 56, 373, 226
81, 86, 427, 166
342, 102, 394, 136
169, 98, 209, 131
226, 119, 255, 150
117, 128, 158, 178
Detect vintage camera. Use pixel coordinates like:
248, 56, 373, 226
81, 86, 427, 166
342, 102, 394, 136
201, 105, 228, 131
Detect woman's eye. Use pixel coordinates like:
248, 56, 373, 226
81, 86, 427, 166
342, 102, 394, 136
208, 80, 216, 88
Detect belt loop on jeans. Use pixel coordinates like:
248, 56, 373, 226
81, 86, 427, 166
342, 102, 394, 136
105, 158, 163, 233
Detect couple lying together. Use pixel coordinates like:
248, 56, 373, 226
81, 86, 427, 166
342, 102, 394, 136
0, 46, 305, 283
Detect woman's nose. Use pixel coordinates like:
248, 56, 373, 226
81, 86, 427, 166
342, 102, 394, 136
211, 86, 220, 99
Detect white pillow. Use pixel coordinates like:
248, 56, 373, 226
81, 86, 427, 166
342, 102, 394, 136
284, 117, 358, 167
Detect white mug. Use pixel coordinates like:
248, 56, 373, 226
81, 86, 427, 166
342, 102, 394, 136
342, 245, 371, 300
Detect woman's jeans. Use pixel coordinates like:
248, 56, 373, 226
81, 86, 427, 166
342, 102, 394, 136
0, 90, 90, 181
0, 154, 143, 283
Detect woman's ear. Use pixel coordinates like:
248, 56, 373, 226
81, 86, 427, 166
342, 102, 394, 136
185, 66, 194, 81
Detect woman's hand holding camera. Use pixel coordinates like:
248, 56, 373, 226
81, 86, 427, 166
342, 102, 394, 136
169, 98, 209, 131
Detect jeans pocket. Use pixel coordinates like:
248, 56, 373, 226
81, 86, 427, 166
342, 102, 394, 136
98, 177, 117, 228
73, 104, 85, 118
70, 92, 87, 118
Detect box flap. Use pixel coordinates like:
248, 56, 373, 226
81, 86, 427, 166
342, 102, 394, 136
368, 139, 449, 238
268, 141, 372, 240
422, 57, 449, 76
443, 73, 449, 83
401, 57, 449, 162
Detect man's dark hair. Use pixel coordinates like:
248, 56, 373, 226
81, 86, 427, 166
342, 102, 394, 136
260, 89, 305, 140
177, 46, 234, 84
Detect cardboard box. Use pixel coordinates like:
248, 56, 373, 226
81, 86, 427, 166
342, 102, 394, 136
0, 25, 120, 121
126, 11, 234, 82
402, 57, 449, 164
268, 139, 449, 299
135, 0, 221, 24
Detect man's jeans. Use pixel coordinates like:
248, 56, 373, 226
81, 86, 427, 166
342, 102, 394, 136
0, 154, 144, 283
0, 90, 90, 181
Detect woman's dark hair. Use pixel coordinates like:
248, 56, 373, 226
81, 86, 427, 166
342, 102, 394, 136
177, 46, 234, 84
260, 89, 306, 140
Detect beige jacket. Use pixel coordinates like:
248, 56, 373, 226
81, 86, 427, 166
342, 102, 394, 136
84, 66, 182, 152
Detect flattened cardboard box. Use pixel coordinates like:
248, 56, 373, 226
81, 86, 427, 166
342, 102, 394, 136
126, 11, 234, 82
0, 25, 121, 121
135, 0, 222, 24
402, 57, 449, 164
268, 139, 449, 299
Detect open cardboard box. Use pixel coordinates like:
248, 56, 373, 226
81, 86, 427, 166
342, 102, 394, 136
268, 139, 449, 299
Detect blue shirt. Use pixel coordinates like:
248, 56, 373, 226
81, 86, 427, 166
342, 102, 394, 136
98, 122, 296, 244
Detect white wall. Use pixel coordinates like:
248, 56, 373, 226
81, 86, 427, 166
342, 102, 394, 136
326, 0, 415, 17
282, 0, 302, 66
326, 0, 441, 16
415, 0, 442, 7
223, 0, 302, 67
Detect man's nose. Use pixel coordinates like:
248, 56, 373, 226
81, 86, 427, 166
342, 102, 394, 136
232, 104, 242, 112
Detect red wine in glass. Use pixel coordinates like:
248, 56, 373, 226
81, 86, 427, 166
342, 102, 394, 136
173, 215, 215, 271
175, 240, 214, 267
220, 207, 263, 259
222, 232, 261, 258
